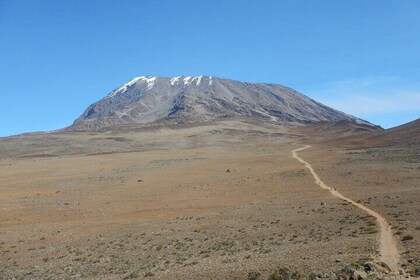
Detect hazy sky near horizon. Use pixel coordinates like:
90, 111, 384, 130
1, 0, 419, 136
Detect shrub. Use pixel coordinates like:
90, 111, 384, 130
402, 234, 414, 241
123, 272, 138, 279
269, 267, 301, 280
414, 266, 420, 276
247, 270, 261, 280
308, 272, 321, 280
144, 271, 154, 277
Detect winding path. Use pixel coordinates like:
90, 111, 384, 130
292, 145, 401, 275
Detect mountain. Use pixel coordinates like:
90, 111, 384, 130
67, 75, 374, 131
294, 120, 382, 141
337, 118, 420, 147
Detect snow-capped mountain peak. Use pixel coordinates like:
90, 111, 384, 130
68, 75, 375, 131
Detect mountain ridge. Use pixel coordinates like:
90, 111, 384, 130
67, 75, 376, 131
338, 118, 420, 147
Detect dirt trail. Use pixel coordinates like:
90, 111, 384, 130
292, 145, 401, 275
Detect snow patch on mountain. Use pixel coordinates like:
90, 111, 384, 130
107, 77, 142, 98
196, 76, 203, 86
183, 76, 192, 85
143, 76, 157, 90
107, 76, 157, 98
170, 76, 181, 85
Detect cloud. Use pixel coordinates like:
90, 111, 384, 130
326, 76, 402, 91
320, 91, 420, 115
309, 76, 420, 116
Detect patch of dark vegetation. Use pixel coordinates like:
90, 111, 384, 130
244, 259, 394, 280
94, 137, 133, 142
268, 267, 301, 280
413, 266, 420, 277
247, 270, 261, 280
402, 234, 414, 241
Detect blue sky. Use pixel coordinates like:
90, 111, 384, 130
0, 0, 419, 136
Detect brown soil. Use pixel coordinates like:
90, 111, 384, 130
0, 120, 418, 279
293, 145, 401, 276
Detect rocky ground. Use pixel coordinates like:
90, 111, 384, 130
0, 121, 418, 279
301, 144, 420, 277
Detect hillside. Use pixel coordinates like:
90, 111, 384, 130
334, 118, 420, 147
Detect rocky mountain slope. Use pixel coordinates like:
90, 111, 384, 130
339, 118, 420, 147
67, 75, 374, 131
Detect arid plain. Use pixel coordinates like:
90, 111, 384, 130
0, 120, 419, 279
